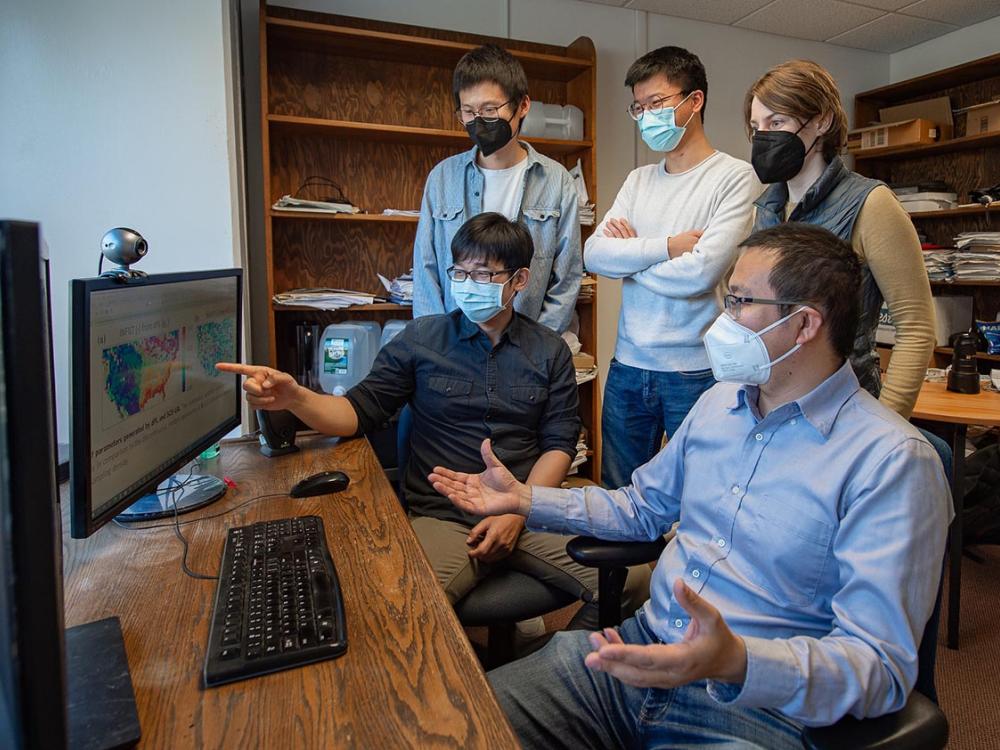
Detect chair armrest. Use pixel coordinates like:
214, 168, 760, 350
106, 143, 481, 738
801, 692, 947, 750
565, 536, 666, 568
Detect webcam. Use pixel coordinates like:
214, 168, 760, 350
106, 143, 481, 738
100, 227, 148, 281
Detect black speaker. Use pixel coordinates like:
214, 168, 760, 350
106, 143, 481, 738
256, 410, 300, 457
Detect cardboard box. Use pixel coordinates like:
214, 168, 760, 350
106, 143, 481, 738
573, 352, 595, 369
878, 96, 954, 140
847, 118, 942, 152
963, 99, 1000, 135
876, 296, 973, 347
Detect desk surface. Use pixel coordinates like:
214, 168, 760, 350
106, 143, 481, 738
62, 435, 517, 749
911, 380, 1000, 426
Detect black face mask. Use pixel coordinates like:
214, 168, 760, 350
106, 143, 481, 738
465, 112, 518, 157
751, 120, 814, 184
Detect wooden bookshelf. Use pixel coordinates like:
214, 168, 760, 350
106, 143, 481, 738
258, 5, 602, 481
854, 53, 1000, 373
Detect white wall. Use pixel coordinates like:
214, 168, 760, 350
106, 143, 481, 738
288, 0, 889, 385
0, 0, 240, 443
890, 14, 1000, 82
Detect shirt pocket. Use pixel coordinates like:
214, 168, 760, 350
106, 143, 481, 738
427, 375, 473, 398
521, 207, 561, 258
510, 384, 548, 423
743, 495, 833, 607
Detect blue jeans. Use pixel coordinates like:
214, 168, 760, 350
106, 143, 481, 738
602, 360, 716, 489
489, 609, 803, 749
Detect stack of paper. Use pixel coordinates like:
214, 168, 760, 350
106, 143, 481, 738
377, 270, 414, 305
570, 159, 596, 226
952, 232, 1000, 281
575, 367, 598, 385
922, 248, 954, 281
272, 195, 360, 214
567, 429, 589, 475
272, 288, 382, 310
382, 209, 420, 217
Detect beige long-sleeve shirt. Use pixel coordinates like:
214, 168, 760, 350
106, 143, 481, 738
787, 185, 935, 418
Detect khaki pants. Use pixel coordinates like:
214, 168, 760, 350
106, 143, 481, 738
410, 514, 652, 629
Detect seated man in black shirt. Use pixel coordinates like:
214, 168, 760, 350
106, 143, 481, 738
219, 213, 649, 628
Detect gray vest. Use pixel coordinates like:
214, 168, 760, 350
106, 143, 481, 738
752, 157, 883, 398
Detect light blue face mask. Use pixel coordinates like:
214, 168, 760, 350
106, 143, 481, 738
638, 91, 695, 152
451, 275, 516, 324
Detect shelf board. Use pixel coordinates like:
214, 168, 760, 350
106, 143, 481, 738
853, 131, 1000, 162
855, 53, 1000, 103
273, 302, 412, 313
269, 210, 419, 223
935, 346, 1000, 364
267, 114, 592, 154
265, 16, 592, 82
909, 205, 1000, 220
930, 279, 1000, 287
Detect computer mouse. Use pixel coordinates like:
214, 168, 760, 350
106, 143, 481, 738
289, 470, 350, 498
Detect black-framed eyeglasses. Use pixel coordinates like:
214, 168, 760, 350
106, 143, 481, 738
447, 266, 517, 284
627, 91, 689, 121
456, 99, 515, 125
724, 294, 807, 320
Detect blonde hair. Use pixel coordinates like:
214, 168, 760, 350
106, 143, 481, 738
744, 60, 848, 161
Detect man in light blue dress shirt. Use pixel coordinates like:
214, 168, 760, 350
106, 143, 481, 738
429, 223, 951, 749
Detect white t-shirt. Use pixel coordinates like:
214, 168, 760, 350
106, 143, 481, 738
480, 157, 529, 220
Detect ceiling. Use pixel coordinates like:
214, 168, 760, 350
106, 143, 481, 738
582, 0, 1000, 53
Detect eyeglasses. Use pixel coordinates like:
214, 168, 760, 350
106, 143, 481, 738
724, 294, 807, 320
627, 91, 689, 121
447, 266, 517, 284
456, 99, 515, 125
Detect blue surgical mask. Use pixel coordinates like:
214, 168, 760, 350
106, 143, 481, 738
451, 275, 516, 324
638, 92, 695, 152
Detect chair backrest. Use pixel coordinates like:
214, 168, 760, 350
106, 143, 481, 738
913, 426, 952, 705
394, 405, 414, 507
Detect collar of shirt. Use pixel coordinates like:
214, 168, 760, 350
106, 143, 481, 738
459, 140, 545, 175
728, 360, 861, 438
456, 309, 525, 348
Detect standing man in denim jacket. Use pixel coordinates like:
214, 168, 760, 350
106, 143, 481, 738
412, 44, 582, 333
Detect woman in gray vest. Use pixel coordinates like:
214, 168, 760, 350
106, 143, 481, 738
743, 59, 935, 420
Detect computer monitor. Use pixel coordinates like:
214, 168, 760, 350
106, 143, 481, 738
0, 220, 67, 748
69, 269, 243, 538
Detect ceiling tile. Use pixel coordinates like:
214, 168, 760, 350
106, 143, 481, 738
624, 0, 775, 24
898, 0, 1000, 26
578, 0, 630, 5
840, 0, 914, 9
735, 0, 884, 40
826, 12, 957, 52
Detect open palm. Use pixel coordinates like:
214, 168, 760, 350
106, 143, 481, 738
429, 439, 526, 517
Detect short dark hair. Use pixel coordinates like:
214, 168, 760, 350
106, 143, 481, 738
452, 44, 529, 109
625, 46, 708, 122
451, 212, 534, 270
738, 223, 861, 359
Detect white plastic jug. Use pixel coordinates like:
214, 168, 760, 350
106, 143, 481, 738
353, 320, 382, 363
380, 319, 407, 349
317, 324, 372, 396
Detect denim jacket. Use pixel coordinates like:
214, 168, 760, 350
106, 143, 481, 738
412, 142, 582, 333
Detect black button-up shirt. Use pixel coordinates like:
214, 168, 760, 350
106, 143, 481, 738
345, 310, 580, 526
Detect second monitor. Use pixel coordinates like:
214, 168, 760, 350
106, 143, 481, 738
70, 269, 242, 538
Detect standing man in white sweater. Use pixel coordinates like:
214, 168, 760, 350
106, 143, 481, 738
586, 46, 761, 488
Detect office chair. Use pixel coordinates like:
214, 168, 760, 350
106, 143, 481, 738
567, 435, 953, 750
396, 406, 575, 668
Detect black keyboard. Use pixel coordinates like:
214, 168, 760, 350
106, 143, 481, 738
203, 515, 347, 687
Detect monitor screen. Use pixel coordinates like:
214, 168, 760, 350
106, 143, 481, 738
70, 270, 243, 538
0, 220, 66, 748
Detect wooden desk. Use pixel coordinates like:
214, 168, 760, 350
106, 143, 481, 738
911, 381, 1000, 649
62, 435, 518, 748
